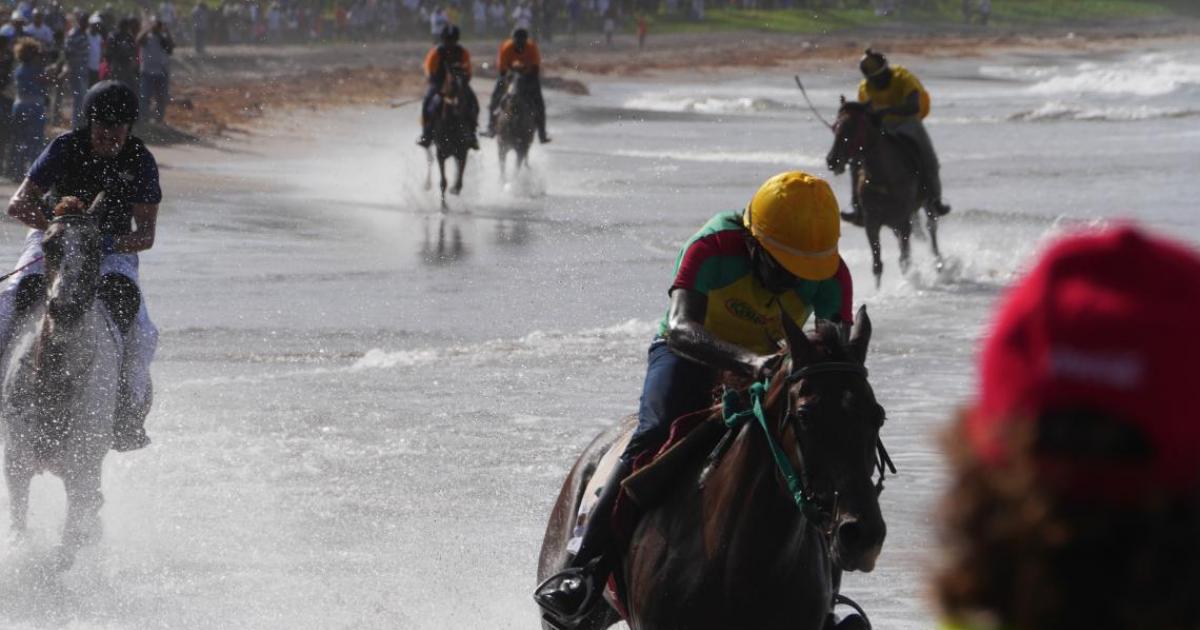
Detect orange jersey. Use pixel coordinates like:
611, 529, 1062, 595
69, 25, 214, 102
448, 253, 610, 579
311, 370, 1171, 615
424, 45, 473, 81
497, 39, 541, 72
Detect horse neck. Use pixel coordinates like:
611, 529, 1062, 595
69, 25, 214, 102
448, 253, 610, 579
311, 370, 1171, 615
858, 128, 908, 188
700, 412, 812, 564
35, 304, 103, 380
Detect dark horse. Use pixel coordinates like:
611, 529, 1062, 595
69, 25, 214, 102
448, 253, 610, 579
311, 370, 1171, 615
538, 307, 891, 630
826, 100, 943, 287
3, 198, 124, 569
423, 70, 475, 207
496, 70, 536, 182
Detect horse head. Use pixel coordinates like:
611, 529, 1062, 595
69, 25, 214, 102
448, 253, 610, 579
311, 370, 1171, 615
826, 98, 876, 175
440, 67, 468, 112
778, 305, 888, 572
42, 198, 104, 327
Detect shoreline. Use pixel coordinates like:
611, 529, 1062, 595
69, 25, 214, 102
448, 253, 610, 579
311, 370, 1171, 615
94, 19, 1200, 142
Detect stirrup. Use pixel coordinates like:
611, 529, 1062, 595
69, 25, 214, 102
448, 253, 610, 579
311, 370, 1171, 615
533, 559, 603, 625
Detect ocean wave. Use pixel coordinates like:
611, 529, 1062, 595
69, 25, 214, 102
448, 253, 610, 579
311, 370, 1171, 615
1008, 101, 1200, 122
350, 319, 653, 371
622, 95, 795, 115
612, 148, 824, 167
1024, 56, 1200, 98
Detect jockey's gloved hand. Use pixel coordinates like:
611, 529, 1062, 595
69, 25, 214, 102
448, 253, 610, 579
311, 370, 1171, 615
101, 235, 117, 255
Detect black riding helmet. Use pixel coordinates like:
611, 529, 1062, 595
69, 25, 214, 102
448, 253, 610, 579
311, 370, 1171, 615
512, 27, 528, 51
859, 48, 892, 88
79, 80, 138, 129
440, 24, 460, 45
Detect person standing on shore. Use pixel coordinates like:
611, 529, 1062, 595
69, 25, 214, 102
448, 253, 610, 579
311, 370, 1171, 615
25, 9, 54, 45
64, 11, 90, 127
429, 5, 448, 42
10, 38, 48, 178
137, 16, 173, 123
85, 13, 103, 85
190, 1, 208, 54
934, 226, 1200, 630
104, 17, 140, 90
1, 12, 29, 40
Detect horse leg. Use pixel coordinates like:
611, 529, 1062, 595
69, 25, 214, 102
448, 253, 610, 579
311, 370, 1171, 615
438, 154, 448, 208
897, 222, 913, 276
498, 144, 507, 182
4, 444, 33, 535
452, 153, 465, 195
926, 212, 945, 271
866, 221, 884, 288
424, 146, 434, 191
60, 452, 105, 569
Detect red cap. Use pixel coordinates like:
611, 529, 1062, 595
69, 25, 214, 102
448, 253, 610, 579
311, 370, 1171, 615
968, 226, 1200, 498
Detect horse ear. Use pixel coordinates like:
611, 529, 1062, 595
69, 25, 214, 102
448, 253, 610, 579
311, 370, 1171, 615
782, 309, 814, 366
848, 305, 872, 365
839, 94, 846, 105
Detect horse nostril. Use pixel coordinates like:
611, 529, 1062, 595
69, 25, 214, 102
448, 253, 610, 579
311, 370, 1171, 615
836, 519, 864, 550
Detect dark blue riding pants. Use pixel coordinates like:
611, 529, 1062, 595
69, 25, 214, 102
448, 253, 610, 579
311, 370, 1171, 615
623, 340, 717, 462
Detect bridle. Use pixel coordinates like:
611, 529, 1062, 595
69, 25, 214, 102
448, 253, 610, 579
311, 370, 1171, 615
781, 361, 896, 532
722, 358, 896, 534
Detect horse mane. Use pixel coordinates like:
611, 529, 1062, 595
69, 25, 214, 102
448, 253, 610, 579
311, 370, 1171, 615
839, 100, 870, 114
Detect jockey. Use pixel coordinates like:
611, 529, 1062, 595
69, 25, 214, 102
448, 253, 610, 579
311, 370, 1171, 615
534, 171, 853, 626
847, 48, 951, 226
483, 27, 550, 144
418, 24, 480, 151
0, 80, 160, 452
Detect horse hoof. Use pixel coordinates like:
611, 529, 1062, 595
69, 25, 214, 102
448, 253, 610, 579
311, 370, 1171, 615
52, 545, 76, 572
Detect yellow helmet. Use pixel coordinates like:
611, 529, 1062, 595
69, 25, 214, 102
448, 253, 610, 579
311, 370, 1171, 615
743, 171, 841, 281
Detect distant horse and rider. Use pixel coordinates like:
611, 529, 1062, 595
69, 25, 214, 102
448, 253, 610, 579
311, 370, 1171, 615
494, 68, 538, 181
824, 49, 951, 287
423, 68, 479, 207
419, 25, 481, 207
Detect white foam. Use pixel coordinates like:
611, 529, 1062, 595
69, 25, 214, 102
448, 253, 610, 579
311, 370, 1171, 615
612, 148, 824, 167
622, 95, 794, 115
1025, 55, 1200, 97
1008, 101, 1200, 122
351, 319, 654, 372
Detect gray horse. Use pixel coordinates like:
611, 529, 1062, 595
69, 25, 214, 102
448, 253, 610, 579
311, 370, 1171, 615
3, 201, 123, 569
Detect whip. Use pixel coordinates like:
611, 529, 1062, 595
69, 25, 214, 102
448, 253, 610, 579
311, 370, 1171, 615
794, 75, 833, 130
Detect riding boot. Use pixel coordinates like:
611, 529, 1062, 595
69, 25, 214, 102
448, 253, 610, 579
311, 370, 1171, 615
110, 287, 154, 453
418, 123, 433, 148
841, 164, 865, 227
534, 457, 633, 623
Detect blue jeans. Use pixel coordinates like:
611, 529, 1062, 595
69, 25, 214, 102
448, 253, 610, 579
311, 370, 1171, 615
623, 340, 717, 461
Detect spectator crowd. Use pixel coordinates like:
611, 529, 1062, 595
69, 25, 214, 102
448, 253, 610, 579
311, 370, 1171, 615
0, 1, 175, 180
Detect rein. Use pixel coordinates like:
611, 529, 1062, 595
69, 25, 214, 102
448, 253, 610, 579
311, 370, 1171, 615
0, 256, 44, 283
721, 361, 896, 523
